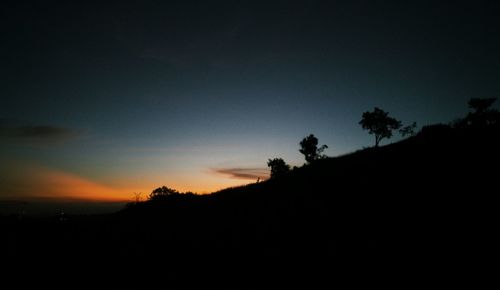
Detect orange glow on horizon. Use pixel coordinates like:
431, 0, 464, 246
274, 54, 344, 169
0, 163, 260, 202
27, 169, 130, 202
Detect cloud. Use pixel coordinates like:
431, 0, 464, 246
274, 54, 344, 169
212, 167, 269, 181
0, 120, 79, 141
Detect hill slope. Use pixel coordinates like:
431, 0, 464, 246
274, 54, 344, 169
121, 124, 498, 286
2, 124, 498, 287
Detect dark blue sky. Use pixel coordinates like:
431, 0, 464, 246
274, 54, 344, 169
1, 0, 499, 199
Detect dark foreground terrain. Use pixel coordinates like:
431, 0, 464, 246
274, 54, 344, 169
1, 124, 498, 288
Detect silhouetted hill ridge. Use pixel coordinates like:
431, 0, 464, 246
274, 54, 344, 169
3, 124, 498, 287
119, 124, 498, 282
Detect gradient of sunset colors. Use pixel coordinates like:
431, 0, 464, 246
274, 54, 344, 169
1, 0, 499, 203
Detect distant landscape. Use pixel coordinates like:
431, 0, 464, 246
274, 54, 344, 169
0, 199, 126, 216
2, 1, 498, 287
2, 98, 498, 287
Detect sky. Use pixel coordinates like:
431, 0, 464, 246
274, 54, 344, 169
1, 0, 499, 202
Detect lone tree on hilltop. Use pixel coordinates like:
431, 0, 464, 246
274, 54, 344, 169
299, 134, 328, 164
359, 107, 402, 147
267, 158, 290, 179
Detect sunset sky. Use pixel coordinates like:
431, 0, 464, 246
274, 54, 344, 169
1, 0, 499, 202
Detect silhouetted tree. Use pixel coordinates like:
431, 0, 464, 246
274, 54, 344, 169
149, 186, 180, 200
267, 158, 290, 179
469, 98, 496, 114
400, 122, 418, 138
359, 107, 402, 147
133, 192, 142, 203
299, 134, 328, 163
465, 97, 500, 128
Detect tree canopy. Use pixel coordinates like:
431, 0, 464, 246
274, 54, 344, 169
359, 107, 402, 147
299, 134, 328, 163
149, 186, 180, 200
267, 158, 290, 179
400, 122, 418, 138
466, 97, 500, 128
468, 98, 497, 114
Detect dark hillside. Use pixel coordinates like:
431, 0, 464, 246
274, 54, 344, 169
2, 124, 498, 287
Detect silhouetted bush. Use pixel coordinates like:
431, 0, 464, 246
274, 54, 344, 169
267, 158, 291, 179
400, 122, 418, 137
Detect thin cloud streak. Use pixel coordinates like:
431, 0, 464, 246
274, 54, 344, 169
0, 121, 79, 141
212, 167, 269, 181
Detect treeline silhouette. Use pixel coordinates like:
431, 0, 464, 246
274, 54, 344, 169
1, 98, 499, 288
